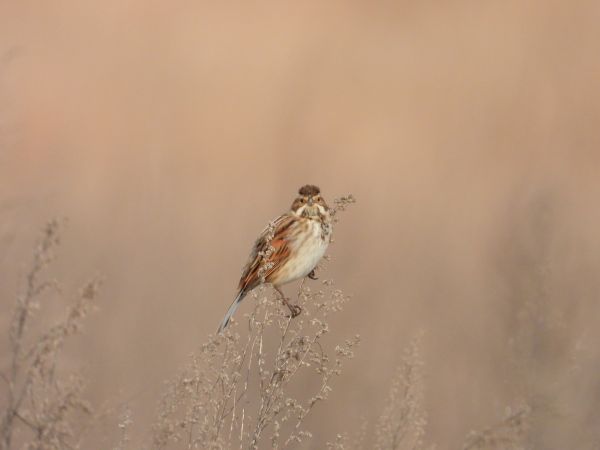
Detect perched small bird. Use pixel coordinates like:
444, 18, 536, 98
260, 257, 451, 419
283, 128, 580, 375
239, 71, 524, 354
217, 185, 332, 332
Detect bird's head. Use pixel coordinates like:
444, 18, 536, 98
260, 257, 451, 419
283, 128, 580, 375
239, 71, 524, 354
291, 185, 329, 218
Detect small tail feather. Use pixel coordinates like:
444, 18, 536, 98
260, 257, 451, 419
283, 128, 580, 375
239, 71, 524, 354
217, 290, 246, 333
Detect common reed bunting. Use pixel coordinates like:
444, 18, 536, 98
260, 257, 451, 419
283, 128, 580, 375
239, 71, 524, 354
218, 185, 332, 332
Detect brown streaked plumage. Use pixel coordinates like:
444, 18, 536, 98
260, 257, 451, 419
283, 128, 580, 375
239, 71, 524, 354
298, 184, 320, 196
217, 185, 332, 332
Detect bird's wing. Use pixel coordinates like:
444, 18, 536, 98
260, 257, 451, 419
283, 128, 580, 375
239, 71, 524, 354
237, 214, 295, 293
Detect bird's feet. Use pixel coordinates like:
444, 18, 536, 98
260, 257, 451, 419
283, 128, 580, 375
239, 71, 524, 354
281, 297, 302, 318
287, 303, 302, 318
308, 269, 318, 280
275, 286, 303, 319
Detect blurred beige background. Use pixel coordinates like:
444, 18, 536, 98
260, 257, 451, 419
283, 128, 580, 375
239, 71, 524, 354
1, 1, 600, 448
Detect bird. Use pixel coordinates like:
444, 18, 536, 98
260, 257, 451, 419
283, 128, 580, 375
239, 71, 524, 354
217, 184, 332, 333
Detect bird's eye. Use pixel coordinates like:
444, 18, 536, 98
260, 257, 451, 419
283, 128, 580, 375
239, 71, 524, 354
300, 198, 306, 203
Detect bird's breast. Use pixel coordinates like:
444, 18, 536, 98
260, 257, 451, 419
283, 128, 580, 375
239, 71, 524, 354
273, 218, 331, 285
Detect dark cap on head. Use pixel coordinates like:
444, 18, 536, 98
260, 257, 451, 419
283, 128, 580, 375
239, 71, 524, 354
298, 185, 320, 196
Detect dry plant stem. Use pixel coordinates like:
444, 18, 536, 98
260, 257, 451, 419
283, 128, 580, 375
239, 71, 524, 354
252, 284, 300, 447
375, 334, 429, 450
462, 404, 530, 450
113, 405, 133, 450
1, 221, 100, 450
2, 221, 61, 449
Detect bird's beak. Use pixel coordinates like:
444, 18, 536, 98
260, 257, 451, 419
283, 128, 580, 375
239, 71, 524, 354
308, 198, 314, 206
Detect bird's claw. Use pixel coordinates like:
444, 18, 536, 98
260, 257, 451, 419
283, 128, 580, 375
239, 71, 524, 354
286, 303, 302, 318
308, 269, 318, 280
277, 288, 303, 319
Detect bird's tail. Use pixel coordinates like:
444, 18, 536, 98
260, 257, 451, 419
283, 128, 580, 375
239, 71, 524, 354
217, 290, 247, 333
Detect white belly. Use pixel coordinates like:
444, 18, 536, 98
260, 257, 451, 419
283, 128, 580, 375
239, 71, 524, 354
278, 220, 330, 285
